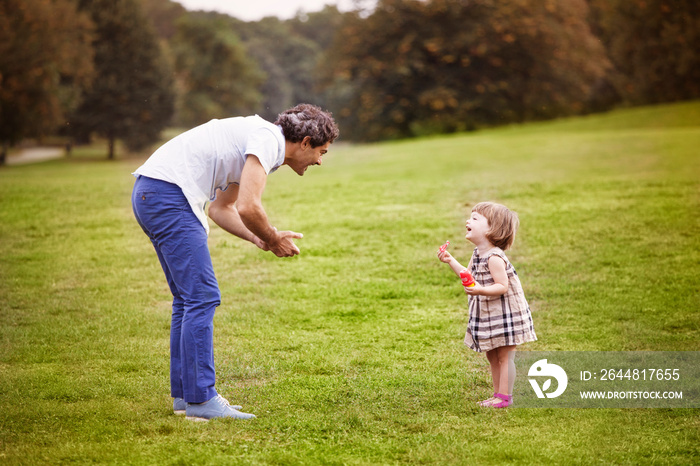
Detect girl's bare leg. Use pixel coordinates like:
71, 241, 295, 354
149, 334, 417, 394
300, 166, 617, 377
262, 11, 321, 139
479, 350, 501, 406
497, 345, 517, 397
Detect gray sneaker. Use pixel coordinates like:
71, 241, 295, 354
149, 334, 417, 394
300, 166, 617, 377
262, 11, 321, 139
174, 398, 187, 415
185, 395, 256, 422
174, 397, 241, 415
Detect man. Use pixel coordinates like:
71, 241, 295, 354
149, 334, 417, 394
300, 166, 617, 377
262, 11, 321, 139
131, 104, 339, 421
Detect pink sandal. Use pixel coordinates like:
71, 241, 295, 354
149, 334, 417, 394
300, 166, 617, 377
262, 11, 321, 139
489, 393, 512, 408
478, 393, 498, 406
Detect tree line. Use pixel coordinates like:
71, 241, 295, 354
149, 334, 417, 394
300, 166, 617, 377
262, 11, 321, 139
1, 0, 698, 162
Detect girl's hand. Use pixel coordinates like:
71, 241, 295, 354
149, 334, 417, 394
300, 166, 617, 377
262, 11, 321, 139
464, 282, 483, 296
437, 249, 453, 263
465, 256, 509, 297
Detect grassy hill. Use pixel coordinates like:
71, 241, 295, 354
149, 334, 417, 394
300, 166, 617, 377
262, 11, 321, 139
1, 101, 698, 464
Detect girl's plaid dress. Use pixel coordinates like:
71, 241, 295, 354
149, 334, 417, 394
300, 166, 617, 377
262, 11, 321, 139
464, 247, 537, 352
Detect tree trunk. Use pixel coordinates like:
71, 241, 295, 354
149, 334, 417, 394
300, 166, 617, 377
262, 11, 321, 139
0, 142, 7, 166
108, 136, 115, 160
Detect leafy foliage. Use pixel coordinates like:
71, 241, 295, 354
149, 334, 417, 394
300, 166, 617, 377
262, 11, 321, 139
71, 0, 174, 156
139, 0, 186, 40
0, 0, 94, 151
589, 0, 700, 105
321, 0, 610, 140
228, 11, 344, 122
3, 0, 699, 153
171, 13, 264, 127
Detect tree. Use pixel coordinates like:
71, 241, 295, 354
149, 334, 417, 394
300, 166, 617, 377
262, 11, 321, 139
137, 3, 346, 125
588, 0, 700, 105
288, 5, 348, 50
322, 0, 610, 141
244, 19, 322, 121
72, 0, 175, 158
171, 13, 263, 127
0, 0, 94, 164
228, 15, 330, 122
139, 0, 187, 40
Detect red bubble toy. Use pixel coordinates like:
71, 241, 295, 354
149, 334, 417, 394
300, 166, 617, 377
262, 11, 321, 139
438, 240, 450, 254
460, 269, 476, 288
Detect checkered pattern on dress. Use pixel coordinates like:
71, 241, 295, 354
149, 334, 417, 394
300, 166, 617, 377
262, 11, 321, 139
464, 247, 537, 352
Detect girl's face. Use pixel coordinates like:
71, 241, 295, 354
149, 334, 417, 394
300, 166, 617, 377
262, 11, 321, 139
466, 211, 490, 245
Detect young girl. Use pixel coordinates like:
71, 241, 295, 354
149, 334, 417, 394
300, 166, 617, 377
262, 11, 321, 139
438, 202, 536, 408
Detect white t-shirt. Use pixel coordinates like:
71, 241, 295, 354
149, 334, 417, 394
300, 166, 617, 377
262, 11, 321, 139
133, 115, 286, 234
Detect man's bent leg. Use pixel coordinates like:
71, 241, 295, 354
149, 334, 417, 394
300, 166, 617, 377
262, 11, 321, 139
132, 176, 220, 404
163, 213, 221, 404
152, 245, 186, 399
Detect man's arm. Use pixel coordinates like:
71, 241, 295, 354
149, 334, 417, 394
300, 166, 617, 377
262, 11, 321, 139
212, 155, 302, 257
208, 181, 268, 249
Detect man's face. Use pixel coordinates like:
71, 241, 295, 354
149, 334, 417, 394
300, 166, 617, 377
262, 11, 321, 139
291, 138, 330, 176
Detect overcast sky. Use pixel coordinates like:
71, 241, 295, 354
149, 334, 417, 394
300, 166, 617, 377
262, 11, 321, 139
174, 0, 374, 22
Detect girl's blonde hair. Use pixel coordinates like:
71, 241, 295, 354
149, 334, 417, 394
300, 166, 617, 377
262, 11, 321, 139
472, 202, 519, 250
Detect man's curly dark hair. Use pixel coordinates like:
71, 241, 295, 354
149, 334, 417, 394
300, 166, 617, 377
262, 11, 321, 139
275, 104, 339, 147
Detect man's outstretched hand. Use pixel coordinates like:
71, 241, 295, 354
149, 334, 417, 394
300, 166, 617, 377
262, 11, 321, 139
267, 230, 303, 257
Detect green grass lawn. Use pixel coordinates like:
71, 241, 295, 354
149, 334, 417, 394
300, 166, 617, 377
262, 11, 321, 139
1, 101, 698, 464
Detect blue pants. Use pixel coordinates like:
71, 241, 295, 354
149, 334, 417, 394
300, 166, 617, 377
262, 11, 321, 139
132, 176, 220, 403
